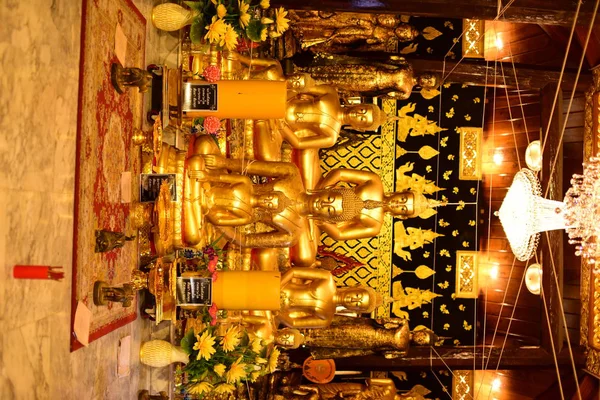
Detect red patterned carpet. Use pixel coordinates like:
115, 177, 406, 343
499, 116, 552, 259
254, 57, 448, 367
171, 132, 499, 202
70, 0, 146, 351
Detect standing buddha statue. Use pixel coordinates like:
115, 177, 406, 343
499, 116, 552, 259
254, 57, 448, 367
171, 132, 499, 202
300, 315, 437, 359
296, 60, 439, 99
288, 10, 420, 53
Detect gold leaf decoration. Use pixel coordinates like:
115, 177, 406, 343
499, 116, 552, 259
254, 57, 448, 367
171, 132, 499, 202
421, 88, 440, 100
438, 280, 449, 289
400, 43, 418, 54
445, 107, 455, 118
415, 265, 436, 279
396, 145, 408, 158
443, 323, 450, 330
422, 26, 443, 40
418, 207, 438, 219
428, 105, 434, 113
418, 145, 439, 160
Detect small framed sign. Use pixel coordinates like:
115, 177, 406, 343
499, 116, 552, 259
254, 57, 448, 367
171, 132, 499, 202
139, 173, 176, 203
182, 82, 218, 112
176, 276, 213, 306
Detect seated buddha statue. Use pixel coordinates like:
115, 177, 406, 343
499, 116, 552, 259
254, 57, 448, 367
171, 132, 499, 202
278, 267, 382, 329
196, 154, 425, 266
255, 74, 386, 161
190, 169, 288, 227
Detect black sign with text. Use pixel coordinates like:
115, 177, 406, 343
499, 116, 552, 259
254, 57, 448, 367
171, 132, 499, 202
183, 83, 218, 111
176, 276, 213, 306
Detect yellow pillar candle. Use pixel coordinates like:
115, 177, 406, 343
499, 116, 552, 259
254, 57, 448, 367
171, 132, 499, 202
212, 271, 281, 310
180, 270, 281, 311
182, 79, 286, 120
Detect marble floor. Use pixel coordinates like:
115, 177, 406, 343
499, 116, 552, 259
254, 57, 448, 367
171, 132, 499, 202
0, 0, 178, 398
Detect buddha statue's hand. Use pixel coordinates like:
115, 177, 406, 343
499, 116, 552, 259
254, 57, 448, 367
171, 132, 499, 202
189, 170, 207, 181
201, 154, 228, 170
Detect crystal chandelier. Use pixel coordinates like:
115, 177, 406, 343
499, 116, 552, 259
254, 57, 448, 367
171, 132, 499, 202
498, 168, 566, 261
563, 156, 600, 263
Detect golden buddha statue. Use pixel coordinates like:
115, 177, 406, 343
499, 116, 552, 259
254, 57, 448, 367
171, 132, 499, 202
196, 153, 423, 265
225, 311, 304, 349
288, 10, 420, 53
296, 61, 439, 99
278, 267, 382, 329
300, 315, 437, 359
190, 169, 288, 227
279, 377, 403, 400
254, 74, 386, 161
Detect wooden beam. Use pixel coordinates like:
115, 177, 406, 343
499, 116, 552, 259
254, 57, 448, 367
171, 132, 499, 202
540, 82, 565, 355
273, 0, 600, 27
408, 59, 591, 93
324, 346, 586, 370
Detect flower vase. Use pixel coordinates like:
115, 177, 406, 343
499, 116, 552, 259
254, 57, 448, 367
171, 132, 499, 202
140, 340, 189, 367
151, 3, 199, 32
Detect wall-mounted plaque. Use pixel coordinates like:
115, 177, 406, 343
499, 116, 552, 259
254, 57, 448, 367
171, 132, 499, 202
182, 82, 218, 112
176, 276, 212, 307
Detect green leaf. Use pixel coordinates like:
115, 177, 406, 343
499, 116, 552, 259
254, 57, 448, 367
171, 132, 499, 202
181, 329, 196, 354
245, 19, 263, 42
190, 19, 205, 44
184, 1, 204, 12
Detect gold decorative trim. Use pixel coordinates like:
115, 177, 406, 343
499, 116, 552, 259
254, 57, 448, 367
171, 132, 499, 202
462, 19, 484, 58
458, 127, 483, 180
455, 251, 479, 298
452, 370, 474, 400
375, 98, 397, 318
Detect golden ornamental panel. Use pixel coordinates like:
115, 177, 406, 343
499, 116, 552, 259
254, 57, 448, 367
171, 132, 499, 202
452, 370, 474, 400
462, 19, 484, 58
455, 251, 479, 298
458, 127, 483, 180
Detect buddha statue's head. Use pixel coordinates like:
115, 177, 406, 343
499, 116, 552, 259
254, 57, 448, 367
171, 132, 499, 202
274, 328, 305, 349
394, 24, 420, 42
335, 286, 383, 313
253, 191, 289, 213
343, 104, 385, 132
411, 328, 438, 346
417, 72, 439, 89
304, 188, 364, 222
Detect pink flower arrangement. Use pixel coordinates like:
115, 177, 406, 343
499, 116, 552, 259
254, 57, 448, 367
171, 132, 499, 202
203, 116, 221, 134
202, 65, 221, 83
207, 256, 219, 273
208, 303, 219, 325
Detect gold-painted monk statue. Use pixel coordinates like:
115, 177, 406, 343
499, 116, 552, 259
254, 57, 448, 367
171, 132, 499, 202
288, 10, 420, 53
300, 315, 437, 359
278, 378, 410, 400
296, 60, 438, 99
278, 267, 382, 329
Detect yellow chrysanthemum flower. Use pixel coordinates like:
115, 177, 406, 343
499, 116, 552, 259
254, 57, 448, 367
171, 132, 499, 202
274, 7, 289, 34
193, 331, 217, 360
205, 16, 227, 43
226, 357, 247, 384
261, 17, 273, 24
189, 381, 213, 395
250, 337, 263, 353
249, 371, 261, 382
238, 0, 250, 28
214, 363, 226, 377
256, 357, 267, 364
260, 28, 268, 41
220, 324, 241, 352
216, 4, 227, 18
260, 0, 270, 9
214, 383, 236, 394
267, 347, 280, 372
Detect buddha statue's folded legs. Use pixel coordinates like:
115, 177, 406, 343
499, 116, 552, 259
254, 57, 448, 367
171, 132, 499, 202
184, 135, 225, 246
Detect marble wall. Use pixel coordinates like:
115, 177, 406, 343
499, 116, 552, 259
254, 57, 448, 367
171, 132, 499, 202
0, 0, 178, 398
